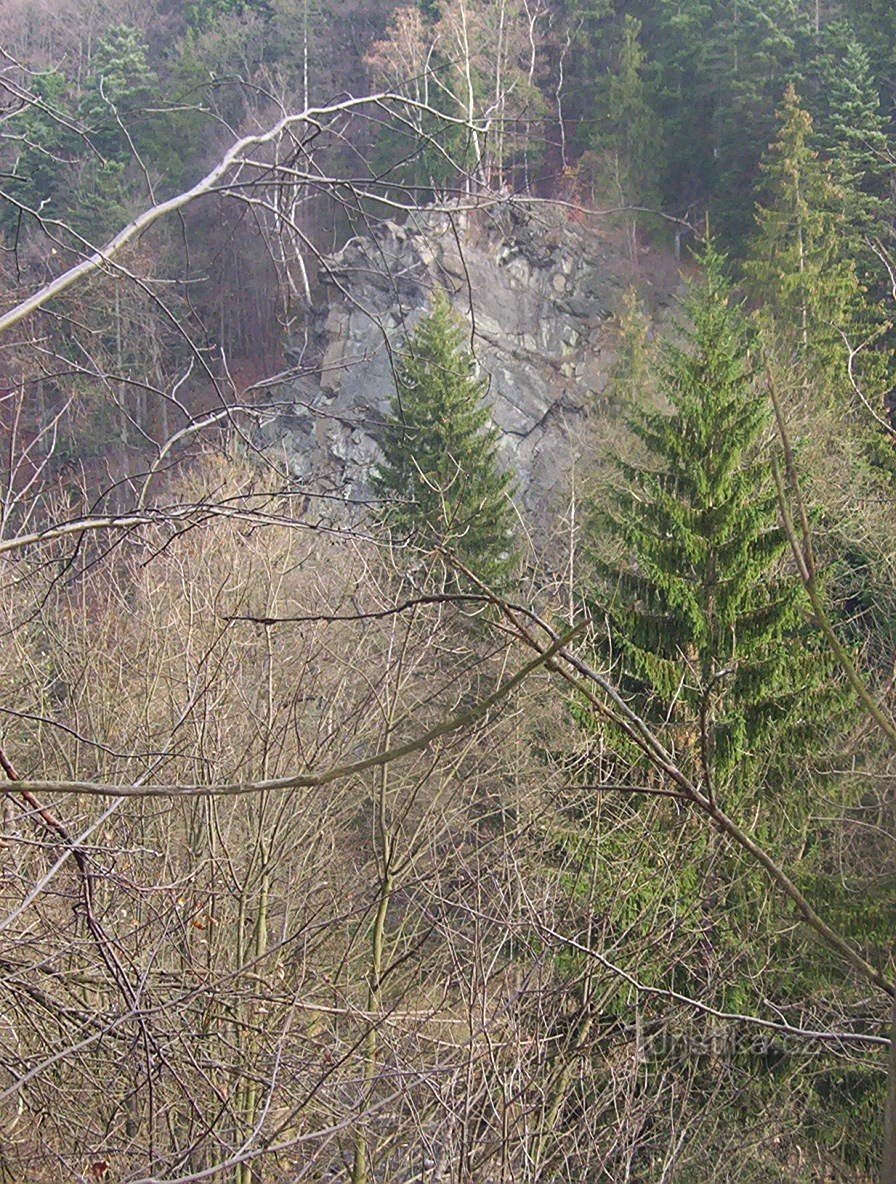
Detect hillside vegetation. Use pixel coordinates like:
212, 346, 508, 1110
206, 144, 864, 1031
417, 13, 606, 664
1, 2, 895, 1181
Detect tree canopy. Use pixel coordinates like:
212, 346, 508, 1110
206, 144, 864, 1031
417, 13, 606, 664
372, 292, 517, 588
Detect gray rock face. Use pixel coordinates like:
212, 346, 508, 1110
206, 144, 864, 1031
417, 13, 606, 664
263, 201, 669, 522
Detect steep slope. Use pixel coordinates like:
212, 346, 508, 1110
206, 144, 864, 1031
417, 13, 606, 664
262, 201, 683, 523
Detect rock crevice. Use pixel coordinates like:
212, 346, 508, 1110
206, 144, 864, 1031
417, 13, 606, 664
265, 203, 675, 520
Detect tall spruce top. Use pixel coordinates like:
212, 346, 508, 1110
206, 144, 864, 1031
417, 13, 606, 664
589, 247, 848, 793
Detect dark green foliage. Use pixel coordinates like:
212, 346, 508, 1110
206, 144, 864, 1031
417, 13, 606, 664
575, 250, 875, 1180
589, 246, 846, 791
372, 292, 517, 588
76, 24, 205, 211
608, 0, 894, 265
574, 12, 661, 238
617, 0, 815, 247
0, 27, 220, 246
596, 14, 660, 214
828, 539, 896, 675
0, 71, 77, 233
184, 0, 260, 33
73, 160, 132, 245
840, 0, 896, 108
79, 27, 160, 163
641, 0, 715, 211
368, 110, 474, 204
744, 84, 868, 388
708, 0, 812, 245
562, 0, 616, 136
809, 21, 891, 242
365, 34, 475, 205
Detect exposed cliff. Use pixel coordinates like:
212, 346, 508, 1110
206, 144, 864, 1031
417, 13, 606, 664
262, 202, 682, 523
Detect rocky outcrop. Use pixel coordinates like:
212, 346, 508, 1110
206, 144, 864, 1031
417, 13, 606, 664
262, 201, 677, 522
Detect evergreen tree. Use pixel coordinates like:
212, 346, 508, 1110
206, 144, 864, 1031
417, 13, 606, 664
580, 251, 874, 1179
79, 26, 159, 163
372, 293, 517, 588
840, 0, 896, 108
604, 15, 657, 197
609, 285, 654, 411
708, 0, 811, 246
580, 251, 858, 1147
77, 25, 187, 221
589, 247, 843, 793
643, 0, 715, 213
559, 0, 614, 147
184, 0, 266, 33
744, 84, 866, 388
0, 70, 76, 233
810, 21, 890, 242
593, 15, 660, 254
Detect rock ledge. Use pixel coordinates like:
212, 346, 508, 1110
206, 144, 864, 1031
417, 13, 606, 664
264, 202, 673, 520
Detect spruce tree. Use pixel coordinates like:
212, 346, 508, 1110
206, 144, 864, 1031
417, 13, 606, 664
79, 27, 159, 162
610, 286, 654, 410
372, 292, 517, 588
590, 247, 843, 794
647, 0, 716, 213
601, 16, 660, 221
744, 84, 865, 389
580, 252, 856, 1131
840, 0, 896, 109
810, 22, 890, 243
0, 70, 75, 233
708, 0, 811, 246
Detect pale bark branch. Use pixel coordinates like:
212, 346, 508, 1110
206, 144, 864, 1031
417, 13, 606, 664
0, 92, 406, 335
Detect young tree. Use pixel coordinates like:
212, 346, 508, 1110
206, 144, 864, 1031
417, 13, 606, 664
592, 14, 659, 257
372, 292, 517, 588
810, 22, 891, 243
609, 284, 654, 410
744, 84, 868, 391
578, 249, 883, 1178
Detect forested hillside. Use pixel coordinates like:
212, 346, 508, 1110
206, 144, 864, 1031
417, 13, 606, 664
1, 2, 895, 1182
